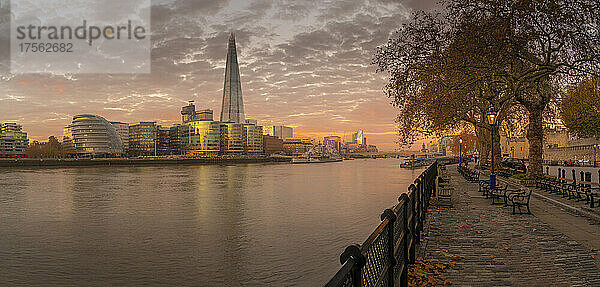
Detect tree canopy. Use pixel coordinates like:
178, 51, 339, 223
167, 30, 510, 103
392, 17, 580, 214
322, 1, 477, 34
561, 77, 600, 137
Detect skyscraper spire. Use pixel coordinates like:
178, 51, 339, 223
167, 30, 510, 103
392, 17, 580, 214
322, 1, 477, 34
220, 32, 245, 123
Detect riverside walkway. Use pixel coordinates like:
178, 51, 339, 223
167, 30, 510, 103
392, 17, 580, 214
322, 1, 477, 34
420, 165, 600, 286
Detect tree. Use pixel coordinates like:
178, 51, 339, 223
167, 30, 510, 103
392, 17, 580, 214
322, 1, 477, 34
375, 0, 600, 176
561, 77, 600, 137
454, 0, 600, 176
450, 132, 477, 155
25, 136, 65, 158
373, 11, 516, 169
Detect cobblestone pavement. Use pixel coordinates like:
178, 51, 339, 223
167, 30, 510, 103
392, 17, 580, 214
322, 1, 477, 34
419, 166, 600, 286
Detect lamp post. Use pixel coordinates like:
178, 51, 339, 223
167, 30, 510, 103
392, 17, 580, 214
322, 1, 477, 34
594, 144, 598, 168
459, 137, 463, 167
511, 146, 515, 158
487, 107, 497, 190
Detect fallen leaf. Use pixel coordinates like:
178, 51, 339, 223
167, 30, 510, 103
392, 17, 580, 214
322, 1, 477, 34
490, 255, 496, 259
444, 279, 452, 286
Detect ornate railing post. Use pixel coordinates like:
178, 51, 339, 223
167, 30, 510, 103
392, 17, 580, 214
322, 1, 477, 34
414, 178, 422, 244
407, 185, 417, 264
399, 193, 410, 287
340, 245, 365, 287
381, 209, 397, 287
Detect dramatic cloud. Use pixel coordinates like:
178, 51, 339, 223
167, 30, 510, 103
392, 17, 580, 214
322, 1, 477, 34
0, 0, 430, 151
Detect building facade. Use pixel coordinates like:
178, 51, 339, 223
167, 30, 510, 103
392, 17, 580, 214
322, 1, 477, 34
243, 123, 263, 155
110, 121, 129, 155
220, 33, 245, 123
0, 123, 28, 158
220, 122, 245, 155
128, 122, 157, 156
69, 115, 123, 157
182, 121, 221, 156
283, 137, 314, 156
324, 136, 342, 152
263, 135, 283, 155
273, 126, 293, 140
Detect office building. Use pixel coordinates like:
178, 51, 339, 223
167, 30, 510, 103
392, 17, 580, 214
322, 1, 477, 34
61, 126, 75, 156
157, 126, 171, 156
129, 122, 157, 156
263, 135, 283, 155
324, 136, 342, 152
0, 123, 28, 158
273, 126, 293, 140
220, 122, 245, 155
352, 130, 365, 146
110, 121, 129, 154
220, 33, 245, 123
243, 123, 263, 155
169, 125, 183, 155
69, 114, 123, 157
182, 120, 221, 156
182, 101, 214, 123
283, 137, 314, 156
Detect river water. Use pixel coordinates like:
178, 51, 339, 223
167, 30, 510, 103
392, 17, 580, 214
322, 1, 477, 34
0, 158, 423, 286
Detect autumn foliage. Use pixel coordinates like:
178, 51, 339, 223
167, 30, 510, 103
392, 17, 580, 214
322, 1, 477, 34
561, 77, 600, 138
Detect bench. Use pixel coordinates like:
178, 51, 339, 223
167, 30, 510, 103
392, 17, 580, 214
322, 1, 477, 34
489, 184, 509, 205
508, 189, 533, 214
436, 175, 454, 206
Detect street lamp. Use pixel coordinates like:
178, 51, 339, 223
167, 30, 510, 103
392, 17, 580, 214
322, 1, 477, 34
594, 144, 598, 168
487, 107, 497, 190
459, 137, 463, 167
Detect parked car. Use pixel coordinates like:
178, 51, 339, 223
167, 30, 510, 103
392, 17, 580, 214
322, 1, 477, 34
502, 157, 526, 171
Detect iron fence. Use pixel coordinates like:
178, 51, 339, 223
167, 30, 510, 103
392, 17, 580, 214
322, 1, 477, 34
325, 161, 438, 287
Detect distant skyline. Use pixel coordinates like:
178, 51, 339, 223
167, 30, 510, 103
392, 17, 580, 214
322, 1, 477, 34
0, 0, 439, 151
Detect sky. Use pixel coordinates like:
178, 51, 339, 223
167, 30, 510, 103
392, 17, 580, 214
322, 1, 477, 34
0, 0, 439, 151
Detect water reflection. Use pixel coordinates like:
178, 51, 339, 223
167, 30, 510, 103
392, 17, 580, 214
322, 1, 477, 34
0, 159, 422, 286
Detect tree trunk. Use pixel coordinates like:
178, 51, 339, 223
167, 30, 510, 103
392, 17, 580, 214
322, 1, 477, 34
527, 108, 544, 176
493, 124, 502, 170
476, 125, 491, 168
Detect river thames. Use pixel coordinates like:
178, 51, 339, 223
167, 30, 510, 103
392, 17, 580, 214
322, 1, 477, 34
0, 158, 423, 286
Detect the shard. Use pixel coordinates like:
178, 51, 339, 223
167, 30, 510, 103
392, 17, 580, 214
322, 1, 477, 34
220, 32, 245, 123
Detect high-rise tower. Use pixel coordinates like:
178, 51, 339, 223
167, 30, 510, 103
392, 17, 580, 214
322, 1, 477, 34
220, 33, 245, 123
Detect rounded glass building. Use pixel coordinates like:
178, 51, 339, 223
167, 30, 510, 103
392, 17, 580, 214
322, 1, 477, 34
71, 114, 123, 157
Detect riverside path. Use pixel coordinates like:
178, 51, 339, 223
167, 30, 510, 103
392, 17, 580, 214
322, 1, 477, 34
419, 165, 600, 286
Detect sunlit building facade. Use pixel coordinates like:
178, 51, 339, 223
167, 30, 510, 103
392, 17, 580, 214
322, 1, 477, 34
129, 122, 157, 156
273, 126, 293, 140
243, 123, 263, 155
283, 137, 314, 156
62, 126, 75, 156
220, 122, 245, 155
182, 121, 221, 156
0, 123, 29, 158
324, 136, 342, 152
70, 114, 123, 157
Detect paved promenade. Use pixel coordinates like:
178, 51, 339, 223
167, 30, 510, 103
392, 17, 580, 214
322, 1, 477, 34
419, 166, 600, 286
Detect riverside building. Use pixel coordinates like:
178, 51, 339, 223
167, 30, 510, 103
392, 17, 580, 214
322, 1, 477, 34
243, 122, 263, 155
0, 123, 28, 158
220, 122, 245, 155
110, 122, 129, 155
128, 122, 157, 156
68, 114, 123, 157
182, 120, 222, 156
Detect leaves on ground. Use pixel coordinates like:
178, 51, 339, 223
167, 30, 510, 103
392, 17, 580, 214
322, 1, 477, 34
408, 256, 461, 286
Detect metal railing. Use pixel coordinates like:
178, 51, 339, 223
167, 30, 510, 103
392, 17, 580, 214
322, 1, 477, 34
325, 162, 438, 287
